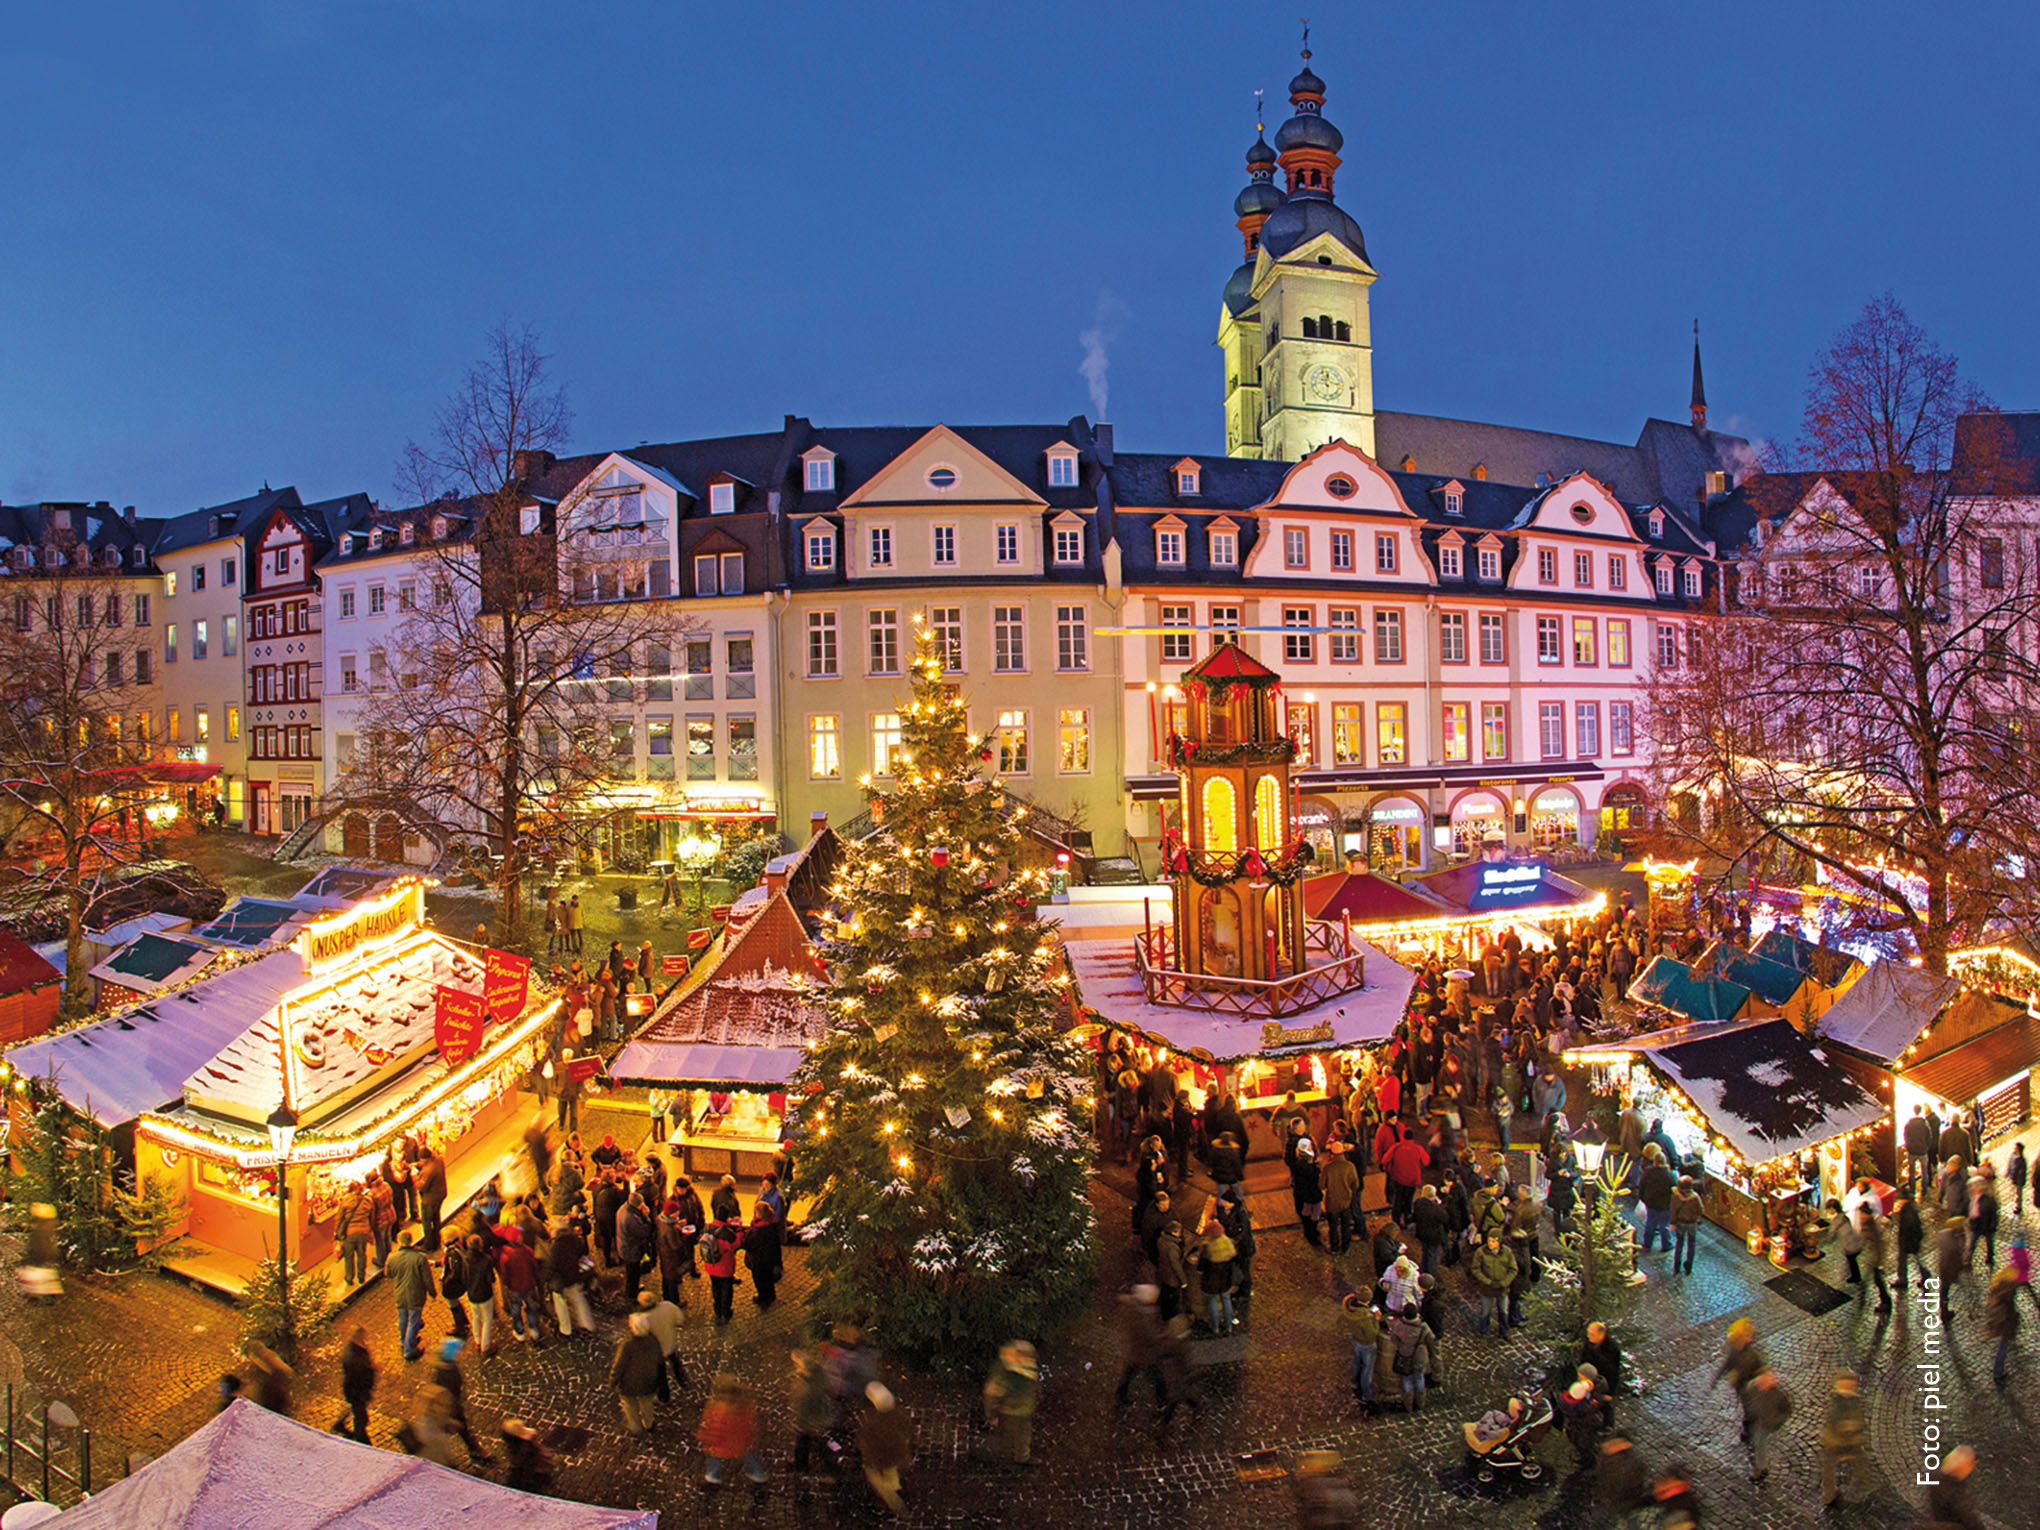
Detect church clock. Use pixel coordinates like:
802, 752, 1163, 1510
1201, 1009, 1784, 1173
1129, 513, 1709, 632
1304, 363, 1344, 404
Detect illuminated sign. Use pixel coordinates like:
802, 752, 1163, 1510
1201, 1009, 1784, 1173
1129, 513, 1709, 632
174, 745, 209, 763
295, 881, 427, 976
1260, 1018, 1336, 1049
1467, 861, 1549, 912
1370, 803, 1426, 824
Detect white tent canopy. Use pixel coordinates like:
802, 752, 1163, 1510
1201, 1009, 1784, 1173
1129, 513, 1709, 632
49, 1401, 657, 1530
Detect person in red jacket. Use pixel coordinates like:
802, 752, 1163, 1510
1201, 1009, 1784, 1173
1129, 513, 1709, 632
1374, 1071, 1401, 1121
701, 1213, 742, 1325
1383, 1136, 1432, 1225
495, 1228, 542, 1343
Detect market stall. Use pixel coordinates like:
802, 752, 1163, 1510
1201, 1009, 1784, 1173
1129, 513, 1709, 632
609, 888, 824, 1179
1628, 954, 1757, 1024
1566, 1017, 1885, 1259
131, 880, 548, 1286
1694, 940, 1824, 1026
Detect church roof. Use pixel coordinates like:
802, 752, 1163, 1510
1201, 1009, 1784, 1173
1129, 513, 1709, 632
1257, 194, 1368, 264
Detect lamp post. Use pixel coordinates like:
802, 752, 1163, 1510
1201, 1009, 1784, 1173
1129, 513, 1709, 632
266, 1101, 299, 1353
1572, 1117, 1608, 1177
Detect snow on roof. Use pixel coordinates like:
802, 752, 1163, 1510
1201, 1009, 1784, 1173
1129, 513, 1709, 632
1752, 928, 1864, 991
1696, 941, 1809, 1007
89, 933, 218, 993
4, 950, 304, 1126
1644, 1018, 1884, 1165
1814, 961, 1961, 1065
87, 910, 192, 946
45, 1398, 659, 1530
1630, 954, 1754, 1024
1063, 931, 1415, 1062
293, 865, 400, 908
185, 931, 483, 1123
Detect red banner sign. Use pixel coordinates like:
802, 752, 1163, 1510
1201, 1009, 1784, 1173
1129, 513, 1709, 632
435, 985, 488, 1068
708, 904, 733, 923
483, 948, 530, 1024
565, 1054, 603, 1083
687, 926, 714, 950
661, 954, 691, 976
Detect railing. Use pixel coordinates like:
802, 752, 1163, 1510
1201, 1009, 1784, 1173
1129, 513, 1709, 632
2, 1384, 98, 1508
1132, 922, 1369, 1019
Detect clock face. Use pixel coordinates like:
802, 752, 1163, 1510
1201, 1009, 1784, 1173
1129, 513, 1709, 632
1304, 363, 1344, 404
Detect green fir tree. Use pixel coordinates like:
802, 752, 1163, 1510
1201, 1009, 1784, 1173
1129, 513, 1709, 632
793, 623, 1096, 1368
238, 1253, 338, 1365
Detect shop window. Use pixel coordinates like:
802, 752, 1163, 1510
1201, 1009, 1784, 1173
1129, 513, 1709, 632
1376, 702, 1406, 766
809, 715, 840, 778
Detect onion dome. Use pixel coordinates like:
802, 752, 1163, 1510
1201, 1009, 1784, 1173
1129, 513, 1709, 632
1289, 63, 1325, 100
1274, 112, 1343, 155
1223, 261, 1257, 316
1257, 196, 1369, 265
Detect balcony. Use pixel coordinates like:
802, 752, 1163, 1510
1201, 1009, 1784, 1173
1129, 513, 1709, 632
1132, 920, 1369, 1019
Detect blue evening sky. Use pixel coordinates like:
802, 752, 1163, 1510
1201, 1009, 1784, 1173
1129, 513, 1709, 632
5, 1, 2037, 511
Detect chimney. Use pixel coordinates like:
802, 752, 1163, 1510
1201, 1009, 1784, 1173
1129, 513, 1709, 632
764, 858, 790, 899
511, 449, 556, 485
123, 506, 136, 527
809, 809, 828, 839
1091, 421, 1114, 466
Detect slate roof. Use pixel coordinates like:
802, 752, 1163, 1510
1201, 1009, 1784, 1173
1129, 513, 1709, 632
1645, 1018, 1884, 1166
1951, 410, 2040, 496
90, 933, 217, 992
0, 502, 162, 572
152, 486, 301, 558
190, 898, 314, 951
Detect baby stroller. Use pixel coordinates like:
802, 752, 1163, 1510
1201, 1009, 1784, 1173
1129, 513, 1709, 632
1461, 1388, 1554, 1483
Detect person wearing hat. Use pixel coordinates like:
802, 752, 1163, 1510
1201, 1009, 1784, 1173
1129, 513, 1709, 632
1195, 1224, 1238, 1336
1670, 1174, 1704, 1276
981, 1341, 1038, 1463
429, 1339, 491, 1464
1557, 1373, 1604, 1465
858, 1382, 913, 1513
636, 939, 656, 994
1321, 1140, 1360, 1255
1290, 1135, 1325, 1249
501, 1416, 555, 1493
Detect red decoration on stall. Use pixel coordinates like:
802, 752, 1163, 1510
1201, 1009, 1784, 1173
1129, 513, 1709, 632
434, 985, 489, 1068
482, 948, 530, 1024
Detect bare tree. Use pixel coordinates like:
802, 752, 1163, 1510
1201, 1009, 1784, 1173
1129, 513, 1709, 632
326, 324, 671, 941
1641, 295, 2040, 972
0, 536, 161, 1017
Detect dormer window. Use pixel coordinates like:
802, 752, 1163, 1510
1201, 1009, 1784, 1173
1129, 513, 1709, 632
432, 516, 448, 540
13, 547, 32, 569
1208, 521, 1239, 568
1473, 463, 1489, 482
207, 516, 220, 537
1438, 543, 1462, 578
1477, 545, 1502, 582
1654, 561, 1674, 595
368, 529, 383, 550
399, 523, 415, 545
804, 450, 837, 493
129, 546, 145, 567
1154, 516, 1187, 568
1053, 521, 1084, 565
1444, 490, 1463, 516
709, 483, 736, 515
102, 547, 120, 569
1648, 511, 1665, 539
1172, 458, 1201, 497
1683, 566, 1703, 599
1046, 444, 1080, 489
804, 523, 836, 572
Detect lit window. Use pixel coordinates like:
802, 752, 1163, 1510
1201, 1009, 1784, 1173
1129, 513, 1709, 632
164, 571, 177, 598
728, 715, 757, 780
996, 709, 1030, 773
1609, 701, 1634, 755
226, 705, 240, 741
1332, 704, 1362, 763
1608, 618, 1631, 667
1255, 774, 1285, 848
1572, 617, 1597, 665
1057, 708, 1091, 773
192, 620, 207, 660
1376, 703, 1406, 765
1202, 777, 1237, 853
1482, 702, 1509, 760
871, 713, 902, 775
1442, 702, 1470, 762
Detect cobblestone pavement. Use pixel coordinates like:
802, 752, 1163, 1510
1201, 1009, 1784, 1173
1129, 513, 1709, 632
2, 1163, 2032, 1528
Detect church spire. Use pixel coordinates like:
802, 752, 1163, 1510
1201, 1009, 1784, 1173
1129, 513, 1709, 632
1690, 319, 1708, 430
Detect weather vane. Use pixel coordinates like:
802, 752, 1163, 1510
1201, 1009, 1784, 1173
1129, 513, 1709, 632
1255, 88, 1264, 135
1301, 17, 1311, 59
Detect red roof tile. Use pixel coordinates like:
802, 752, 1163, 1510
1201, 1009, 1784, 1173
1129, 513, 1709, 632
0, 926, 62, 997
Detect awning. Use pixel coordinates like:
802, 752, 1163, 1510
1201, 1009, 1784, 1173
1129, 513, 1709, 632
1903, 1018, 2040, 1104
147, 762, 227, 784
637, 806, 776, 821
609, 1039, 805, 1085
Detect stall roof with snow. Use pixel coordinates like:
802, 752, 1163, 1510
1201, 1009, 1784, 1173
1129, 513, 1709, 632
86, 911, 193, 948
1812, 961, 2022, 1068
1301, 870, 1441, 927
610, 889, 825, 1086
89, 933, 218, 995
292, 865, 401, 908
45, 1398, 658, 1530
1642, 1018, 1885, 1167
1629, 954, 1756, 1024
4, 949, 305, 1125
1063, 932, 1416, 1062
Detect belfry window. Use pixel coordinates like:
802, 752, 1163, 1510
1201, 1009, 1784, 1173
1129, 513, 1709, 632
1302, 317, 1318, 339
1334, 320, 1350, 341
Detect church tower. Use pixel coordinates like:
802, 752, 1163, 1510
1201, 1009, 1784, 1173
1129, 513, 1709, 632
1217, 125, 1280, 457
1222, 44, 1378, 462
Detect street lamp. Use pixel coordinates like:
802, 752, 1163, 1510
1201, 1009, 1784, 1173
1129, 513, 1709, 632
266, 1102, 299, 1350
1572, 1117, 1608, 1176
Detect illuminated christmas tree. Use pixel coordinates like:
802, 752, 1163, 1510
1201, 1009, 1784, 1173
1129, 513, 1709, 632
794, 621, 1096, 1367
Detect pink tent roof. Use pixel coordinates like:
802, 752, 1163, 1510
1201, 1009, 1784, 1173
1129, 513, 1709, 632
49, 1400, 658, 1530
